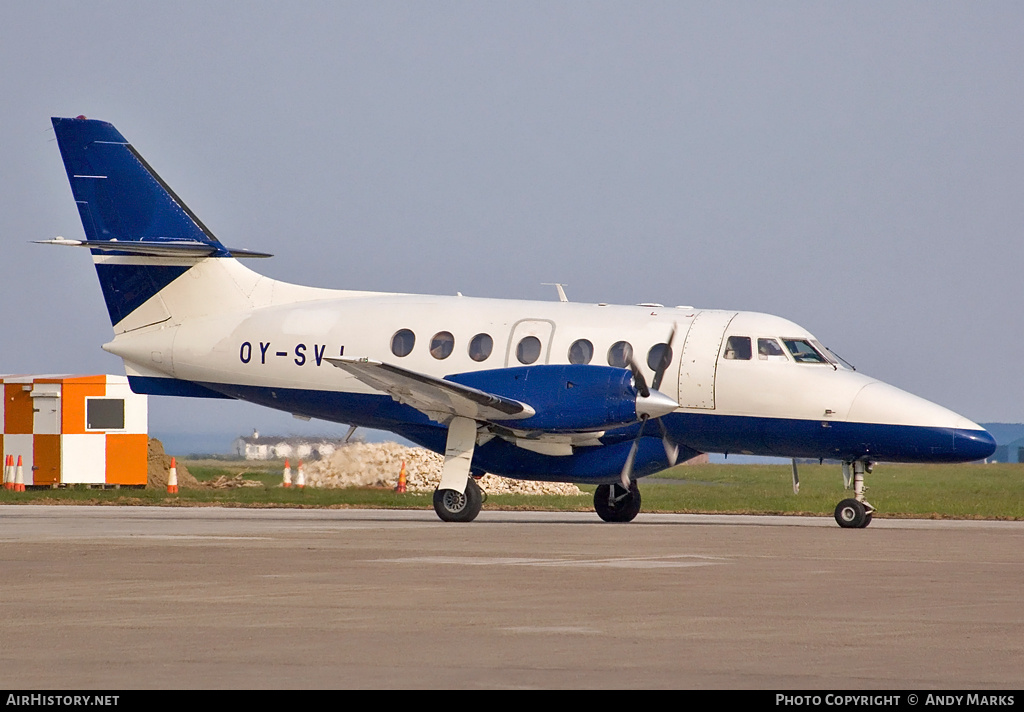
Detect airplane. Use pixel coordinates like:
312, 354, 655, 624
43, 116, 997, 526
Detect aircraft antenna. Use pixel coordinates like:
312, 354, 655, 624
541, 283, 569, 302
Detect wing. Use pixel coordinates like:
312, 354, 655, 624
325, 358, 536, 425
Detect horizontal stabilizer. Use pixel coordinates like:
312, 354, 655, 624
34, 237, 272, 258
326, 358, 535, 424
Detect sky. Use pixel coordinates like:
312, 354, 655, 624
2, 2, 1022, 451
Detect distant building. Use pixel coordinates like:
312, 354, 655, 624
232, 430, 349, 461
990, 436, 1024, 463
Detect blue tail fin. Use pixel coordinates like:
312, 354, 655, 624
50, 117, 269, 328
51, 116, 222, 248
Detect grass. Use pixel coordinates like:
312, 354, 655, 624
643, 462, 1024, 519
1, 460, 1021, 520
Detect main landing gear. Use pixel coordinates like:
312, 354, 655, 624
432, 417, 485, 523
834, 460, 874, 528
433, 476, 483, 523
594, 481, 642, 523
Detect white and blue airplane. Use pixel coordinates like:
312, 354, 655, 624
44, 116, 996, 526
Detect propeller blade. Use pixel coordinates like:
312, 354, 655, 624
650, 322, 677, 392
620, 439, 639, 488
629, 358, 651, 398
620, 416, 649, 487
791, 458, 800, 494
658, 419, 679, 466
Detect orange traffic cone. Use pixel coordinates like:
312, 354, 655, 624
14, 456, 25, 492
167, 457, 179, 494
282, 459, 292, 488
395, 460, 407, 493
3, 455, 11, 490
296, 460, 305, 489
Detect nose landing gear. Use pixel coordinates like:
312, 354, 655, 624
834, 460, 874, 528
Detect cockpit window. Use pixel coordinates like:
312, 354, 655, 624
821, 343, 854, 370
783, 339, 829, 364
723, 336, 751, 360
757, 338, 786, 359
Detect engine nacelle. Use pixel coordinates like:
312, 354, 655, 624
446, 364, 640, 432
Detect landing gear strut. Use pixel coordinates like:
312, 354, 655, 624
594, 481, 642, 523
834, 460, 874, 528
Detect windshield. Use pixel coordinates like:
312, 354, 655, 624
782, 339, 830, 364
819, 342, 854, 370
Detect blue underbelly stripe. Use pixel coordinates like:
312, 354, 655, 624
128, 376, 996, 477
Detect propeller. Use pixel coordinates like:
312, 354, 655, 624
650, 323, 681, 467
620, 324, 680, 487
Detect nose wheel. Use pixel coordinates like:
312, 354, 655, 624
594, 481, 642, 522
835, 460, 874, 528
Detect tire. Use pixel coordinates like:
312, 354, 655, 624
432, 477, 483, 523
834, 498, 867, 529
594, 482, 642, 523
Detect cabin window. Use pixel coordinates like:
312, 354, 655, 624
783, 339, 829, 364
391, 329, 415, 357
469, 333, 493, 362
757, 338, 786, 360
517, 336, 542, 364
430, 331, 455, 360
607, 341, 633, 368
723, 336, 752, 360
647, 343, 673, 372
568, 339, 594, 365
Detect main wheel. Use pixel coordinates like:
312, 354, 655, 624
433, 477, 483, 522
834, 498, 868, 528
594, 482, 642, 523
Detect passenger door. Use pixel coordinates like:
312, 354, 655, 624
677, 311, 737, 409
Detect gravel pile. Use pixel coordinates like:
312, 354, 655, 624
302, 441, 584, 496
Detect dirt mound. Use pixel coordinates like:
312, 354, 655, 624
146, 438, 200, 490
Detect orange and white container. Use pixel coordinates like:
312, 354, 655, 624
0, 375, 148, 486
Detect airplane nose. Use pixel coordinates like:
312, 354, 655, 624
847, 382, 996, 462
953, 427, 997, 461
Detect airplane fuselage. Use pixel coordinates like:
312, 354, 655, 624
103, 274, 994, 483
